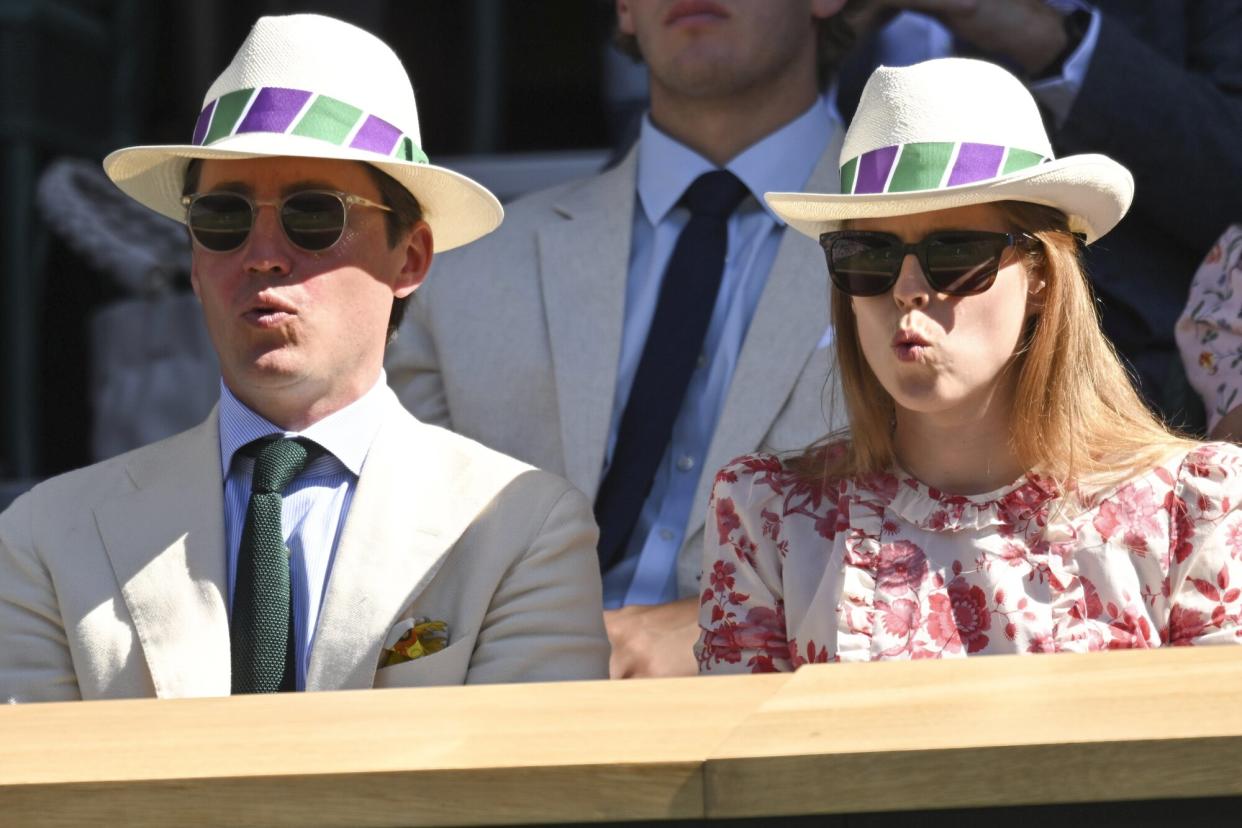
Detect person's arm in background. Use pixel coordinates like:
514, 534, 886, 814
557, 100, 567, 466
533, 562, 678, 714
871, 0, 1242, 257
385, 280, 453, 429
1177, 226, 1242, 440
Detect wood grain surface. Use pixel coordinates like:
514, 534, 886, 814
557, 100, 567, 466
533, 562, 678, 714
2, 648, 1239, 826
705, 647, 1242, 816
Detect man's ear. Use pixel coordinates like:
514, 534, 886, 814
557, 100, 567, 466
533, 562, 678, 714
616, 0, 635, 36
812, 0, 849, 19
395, 220, 434, 298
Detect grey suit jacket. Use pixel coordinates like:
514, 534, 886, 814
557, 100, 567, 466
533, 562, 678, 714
0, 394, 609, 702
387, 137, 847, 597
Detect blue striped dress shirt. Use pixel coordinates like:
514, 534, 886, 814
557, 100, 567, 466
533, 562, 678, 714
219, 372, 391, 690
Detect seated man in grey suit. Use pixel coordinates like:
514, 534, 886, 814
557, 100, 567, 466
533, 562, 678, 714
0, 13, 609, 703
387, 0, 854, 677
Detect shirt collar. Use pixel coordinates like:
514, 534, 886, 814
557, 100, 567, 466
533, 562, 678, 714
636, 95, 841, 227
218, 371, 392, 478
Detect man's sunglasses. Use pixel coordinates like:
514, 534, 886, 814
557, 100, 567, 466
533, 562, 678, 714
819, 229, 1028, 297
181, 189, 392, 253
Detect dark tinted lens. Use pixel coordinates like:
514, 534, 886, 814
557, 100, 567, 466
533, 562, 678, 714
829, 236, 901, 296
187, 193, 252, 252
923, 233, 1008, 295
281, 192, 346, 251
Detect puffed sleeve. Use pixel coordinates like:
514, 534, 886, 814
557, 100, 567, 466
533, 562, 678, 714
695, 454, 795, 674
1176, 225, 1242, 430
1165, 442, 1242, 646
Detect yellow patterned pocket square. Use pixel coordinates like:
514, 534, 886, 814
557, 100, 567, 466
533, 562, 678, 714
381, 617, 450, 667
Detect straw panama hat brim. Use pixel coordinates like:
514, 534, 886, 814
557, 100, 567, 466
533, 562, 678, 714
102, 14, 502, 254
766, 152, 1132, 245
765, 57, 1134, 245
103, 136, 502, 254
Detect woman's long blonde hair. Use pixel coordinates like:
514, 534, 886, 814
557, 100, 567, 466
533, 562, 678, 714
795, 200, 1195, 494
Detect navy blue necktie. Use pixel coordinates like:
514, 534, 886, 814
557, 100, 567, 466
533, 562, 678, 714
594, 169, 749, 572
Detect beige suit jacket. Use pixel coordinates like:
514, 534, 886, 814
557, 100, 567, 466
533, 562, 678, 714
387, 138, 846, 597
0, 394, 609, 702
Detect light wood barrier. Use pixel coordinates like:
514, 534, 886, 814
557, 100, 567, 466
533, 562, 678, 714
2, 647, 1240, 826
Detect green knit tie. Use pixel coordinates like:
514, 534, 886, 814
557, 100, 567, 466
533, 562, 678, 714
230, 436, 318, 694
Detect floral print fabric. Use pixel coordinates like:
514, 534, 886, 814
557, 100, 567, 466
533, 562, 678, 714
1177, 224, 1242, 430
696, 444, 1242, 673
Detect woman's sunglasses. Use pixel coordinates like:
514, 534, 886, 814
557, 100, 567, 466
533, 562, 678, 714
181, 189, 393, 253
819, 229, 1027, 297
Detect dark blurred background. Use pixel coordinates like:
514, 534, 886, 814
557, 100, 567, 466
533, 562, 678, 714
1, 0, 644, 494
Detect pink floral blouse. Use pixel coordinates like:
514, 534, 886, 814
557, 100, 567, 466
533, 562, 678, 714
696, 444, 1242, 673
1177, 224, 1242, 430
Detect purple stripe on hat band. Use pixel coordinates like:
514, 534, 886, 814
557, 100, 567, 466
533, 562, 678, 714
946, 142, 1006, 187
349, 114, 402, 154
191, 99, 216, 146
236, 87, 313, 136
853, 145, 900, 194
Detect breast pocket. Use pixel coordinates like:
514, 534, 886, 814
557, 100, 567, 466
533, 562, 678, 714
371, 634, 476, 689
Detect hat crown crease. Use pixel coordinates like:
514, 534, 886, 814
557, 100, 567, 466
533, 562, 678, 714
203, 14, 422, 149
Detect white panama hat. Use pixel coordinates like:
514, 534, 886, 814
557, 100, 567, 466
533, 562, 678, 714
103, 13, 502, 253
766, 57, 1133, 244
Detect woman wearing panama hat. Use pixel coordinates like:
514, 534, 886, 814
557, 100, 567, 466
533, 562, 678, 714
695, 58, 1242, 671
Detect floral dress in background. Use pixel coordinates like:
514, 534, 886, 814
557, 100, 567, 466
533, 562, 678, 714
1177, 224, 1242, 430
696, 444, 1242, 673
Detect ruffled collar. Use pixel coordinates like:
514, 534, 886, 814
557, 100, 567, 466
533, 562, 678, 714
855, 468, 1061, 532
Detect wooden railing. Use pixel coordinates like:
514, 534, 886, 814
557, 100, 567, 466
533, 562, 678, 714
2, 647, 1240, 826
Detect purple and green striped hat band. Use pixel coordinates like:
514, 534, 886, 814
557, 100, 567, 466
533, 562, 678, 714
191, 86, 429, 164
840, 141, 1049, 195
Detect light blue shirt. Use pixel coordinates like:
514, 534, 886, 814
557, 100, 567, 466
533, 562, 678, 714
219, 372, 391, 690
601, 98, 839, 608
870, 3, 1101, 127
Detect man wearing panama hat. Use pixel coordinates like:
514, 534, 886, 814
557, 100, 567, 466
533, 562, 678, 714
0, 14, 609, 702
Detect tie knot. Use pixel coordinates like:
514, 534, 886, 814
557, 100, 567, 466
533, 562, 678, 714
683, 169, 749, 219
247, 437, 318, 494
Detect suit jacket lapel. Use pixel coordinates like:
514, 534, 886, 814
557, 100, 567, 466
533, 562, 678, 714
687, 134, 845, 540
94, 411, 231, 698
306, 398, 478, 691
536, 150, 636, 498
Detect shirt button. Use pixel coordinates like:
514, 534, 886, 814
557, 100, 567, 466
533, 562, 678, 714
659, 528, 675, 542
696, 353, 707, 369
676, 455, 696, 472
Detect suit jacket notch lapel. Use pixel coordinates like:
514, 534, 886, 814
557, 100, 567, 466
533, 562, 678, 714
536, 151, 637, 497
94, 411, 231, 698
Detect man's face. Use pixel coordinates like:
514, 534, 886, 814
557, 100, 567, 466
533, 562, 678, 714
617, 0, 844, 101
189, 156, 429, 425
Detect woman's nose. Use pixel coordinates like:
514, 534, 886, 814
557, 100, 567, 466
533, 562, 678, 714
891, 253, 930, 309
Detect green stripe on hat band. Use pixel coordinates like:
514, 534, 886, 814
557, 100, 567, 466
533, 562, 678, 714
842, 141, 1049, 194
1001, 147, 1046, 175
291, 95, 362, 145
840, 156, 858, 196
191, 86, 429, 164
888, 142, 955, 192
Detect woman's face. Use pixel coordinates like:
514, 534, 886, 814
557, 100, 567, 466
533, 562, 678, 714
850, 203, 1039, 423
